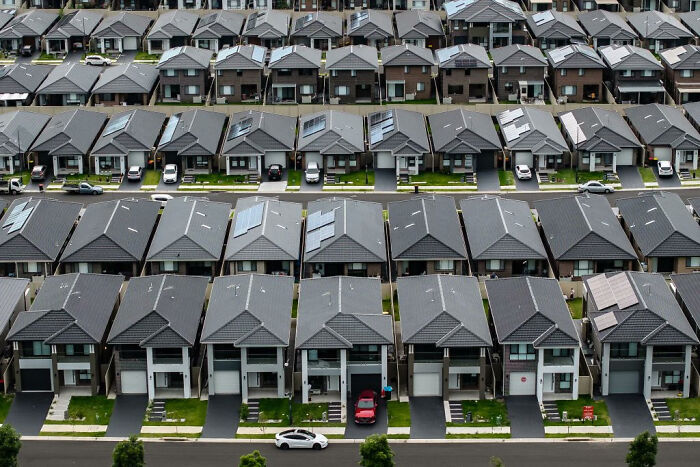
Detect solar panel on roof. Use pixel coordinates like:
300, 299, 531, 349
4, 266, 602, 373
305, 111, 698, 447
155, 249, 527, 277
499, 108, 524, 125
349, 11, 368, 30
160, 114, 180, 146
302, 115, 326, 138
198, 13, 216, 28
306, 210, 322, 231
295, 13, 313, 31
305, 229, 321, 252
2, 201, 27, 228
233, 202, 264, 237
6, 206, 32, 234
227, 117, 253, 141
588, 274, 616, 310
532, 11, 554, 26
159, 46, 183, 64
435, 46, 459, 64
319, 211, 334, 228
549, 46, 573, 64
609, 272, 639, 309
246, 12, 259, 30
103, 112, 132, 136
503, 123, 530, 142
251, 45, 265, 63
270, 46, 293, 64
594, 311, 618, 331
319, 223, 334, 241
247, 202, 264, 229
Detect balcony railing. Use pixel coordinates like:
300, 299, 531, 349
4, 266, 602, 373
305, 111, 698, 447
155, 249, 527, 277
152, 356, 183, 365
413, 353, 444, 363
449, 358, 480, 367
247, 356, 278, 365
57, 354, 90, 363
307, 358, 340, 369
348, 354, 381, 363
543, 355, 574, 366
653, 352, 685, 363
119, 358, 147, 370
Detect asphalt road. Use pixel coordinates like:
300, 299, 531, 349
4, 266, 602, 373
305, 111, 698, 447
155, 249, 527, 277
17, 439, 700, 467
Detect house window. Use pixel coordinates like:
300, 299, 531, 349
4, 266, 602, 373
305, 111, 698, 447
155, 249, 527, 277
501, 67, 507, 74
509, 344, 536, 361
560, 69, 567, 76
185, 69, 199, 77
686, 257, 700, 268
349, 154, 357, 167
621, 70, 632, 77
404, 66, 409, 73
422, 65, 428, 73
561, 85, 577, 96
220, 85, 234, 95
434, 260, 454, 271
417, 82, 425, 92
578, 68, 585, 76
334, 85, 350, 96
26, 262, 39, 273
101, 93, 113, 101
164, 69, 176, 77
610, 342, 642, 358
559, 373, 571, 389
447, 85, 464, 95
65, 344, 90, 356
573, 260, 594, 276
78, 263, 89, 273
552, 348, 571, 357
664, 370, 681, 384
348, 262, 366, 271
681, 69, 693, 78
351, 70, 357, 77
162, 261, 176, 272
237, 261, 257, 272
331, 70, 338, 77
519, 66, 525, 74
486, 259, 504, 271
30, 341, 51, 356
300, 84, 314, 95
185, 85, 200, 95
641, 70, 654, 77
682, 150, 695, 162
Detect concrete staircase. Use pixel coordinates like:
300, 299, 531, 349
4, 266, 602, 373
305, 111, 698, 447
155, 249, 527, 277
651, 399, 672, 422
46, 393, 71, 421
542, 401, 561, 422
148, 400, 166, 422
327, 402, 342, 423
246, 399, 260, 423
448, 401, 464, 423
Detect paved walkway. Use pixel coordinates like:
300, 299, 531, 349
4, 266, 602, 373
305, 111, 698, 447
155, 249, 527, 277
4, 392, 53, 435
105, 395, 148, 437
477, 168, 500, 192
344, 398, 388, 439
201, 395, 240, 439
409, 397, 445, 439
605, 394, 655, 438
506, 396, 544, 438
617, 166, 644, 189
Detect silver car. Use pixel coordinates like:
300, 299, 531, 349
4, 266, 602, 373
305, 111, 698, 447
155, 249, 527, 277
275, 429, 328, 450
578, 180, 615, 194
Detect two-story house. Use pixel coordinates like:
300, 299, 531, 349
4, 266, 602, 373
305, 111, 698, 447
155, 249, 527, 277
290, 12, 342, 50
660, 45, 700, 104
0, 278, 29, 382
381, 44, 435, 102
546, 44, 606, 104
395, 10, 444, 49
368, 109, 430, 178
347, 10, 394, 48
326, 45, 379, 104
491, 45, 548, 102
627, 11, 693, 53
578, 10, 638, 50
599, 44, 665, 105
526, 10, 587, 50
213, 44, 266, 103
268, 45, 322, 104
146, 10, 198, 56
156, 46, 212, 104
443, 0, 526, 49
435, 44, 491, 104
297, 111, 366, 175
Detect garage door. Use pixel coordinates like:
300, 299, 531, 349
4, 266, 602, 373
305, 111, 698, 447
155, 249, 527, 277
123, 37, 138, 51
509, 372, 536, 396
127, 151, 147, 168
21, 369, 52, 391
305, 152, 322, 168
351, 373, 381, 395
265, 152, 287, 168
213, 370, 240, 395
653, 147, 672, 162
376, 152, 395, 169
609, 370, 641, 394
515, 152, 533, 167
121, 370, 148, 394
413, 372, 441, 397
616, 149, 634, 166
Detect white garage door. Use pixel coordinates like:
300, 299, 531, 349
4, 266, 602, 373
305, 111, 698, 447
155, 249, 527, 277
127, 151, 147, 168
609, 370, 641, 394
376, 152, 395, 169
265, 152, 287, 168
123, 37, 138, 51
616, 149, 634, 166
121, 370, 147, 394
413, 372, 441, 397
305, 152, 322, 168
509, 372, 536, 396
214, 370, 240, 395
653, 147, 672, 162
515, 152, 533, 167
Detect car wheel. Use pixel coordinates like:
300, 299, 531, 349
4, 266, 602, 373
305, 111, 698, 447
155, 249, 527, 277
92, 190, 99, 195
605, 189, 611, 194
313, 443, 322, 450
279, 443, 289, 450
10, 190, 16, 195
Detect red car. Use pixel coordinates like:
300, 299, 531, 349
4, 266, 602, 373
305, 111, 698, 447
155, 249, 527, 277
354, 390, 378, 424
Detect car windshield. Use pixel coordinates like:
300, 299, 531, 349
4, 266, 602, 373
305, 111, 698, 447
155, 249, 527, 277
357, 399, 374, 409
164, 168, 176, 174
307, 167, 319, 174
32, 167, 41, 173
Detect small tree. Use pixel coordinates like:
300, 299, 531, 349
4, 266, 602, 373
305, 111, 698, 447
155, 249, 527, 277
490, 456, 505, 467
359, 434, 394, 467
239, 450, 266, 467
112, 435, 145, 467
0, 424, 21, 467
626, 431, 658, 467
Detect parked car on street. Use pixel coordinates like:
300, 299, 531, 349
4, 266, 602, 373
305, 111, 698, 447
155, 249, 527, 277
30, 165, 47, 181
127, 166, 143, 181
20, 45, 33, 57
85, 55, 112, 66
62, 181, 103, 195
305, 161, 320, 184
657, 160, 674, 177
162, 164, 178, 184
354, 390, 378, 424
0, 178, 24, 195
577, 180, 615, 194
150, 193, 173, 207
515, 165, 532, 180
275, 429, 328, 450
268, 164, 282, 181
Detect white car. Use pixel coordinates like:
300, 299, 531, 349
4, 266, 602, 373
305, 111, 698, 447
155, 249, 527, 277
127, 166, 143, 181
150, 194, 173, 207
162, 164, 178, 184
275, 429, 328, 450
657, 160, 674, 177
305, 161, 321, 184
515, 165, 532, 180
577, 180, 615, 194
85, 55, 112, 66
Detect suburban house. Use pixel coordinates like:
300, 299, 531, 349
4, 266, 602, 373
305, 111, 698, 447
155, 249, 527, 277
627, 11, 693, 53
525, 0, 573, 10
535, 194, 638, 278
290, 12, 342, 50
435, 44, 491, 104
546, 44, 606, 104
680, 10, 700, 38
201, 274, 293, 401
526, 10, 587, 50
388, 195, 467, 276
367, 109, 430, 178
346, 10, 394, 48
0, 10, 57, 54
213, 44, 266, 103
395, 10, 444, 49
8, 273, 123, 394
0, 10, 13, 31
36, 63, 101, 106
487, 276, 581, 402
157, 110, 227, 175
578, 10, 638, 50
684, 101, 700, 136
223, 196, 302, 277
460, 195, 549, 278
326, 45, 379, 104
496, 107, 569, 173
559, 106, 642, 172
90, 109, 166, 176
303, 198, 387, 280
659, 45, 700, 104
91, 63, 158, 106
242, 10, 289, 49
92, 11, 152, 54
399, 274, 492, 399
59, 198, 161, 277
0, 278, 29, 374
220, 110, 296, 177
156, 46, 212, 104
29, 109, 107, 176
443, 0, 527, 49
491, 45, 547, 103
0, 111, 50, 175
427, 108, 501, 176
617, 192, 700, 274
146, 196, 231, 277
671, 273, 700, 338
295, 276, 393, 408
44, 10, 102, 55
268, 45, 322, 104
107, 274, 209, 399
599, 44, 665, 105
626, 103, 700, 174
0, 197, 81, 278
297, 111, 365, 175
0, 64, 51, 107
380, 44, 435, 102
584, 271, 698, 398
146, 10, 198, 55
192, 10, 244, 54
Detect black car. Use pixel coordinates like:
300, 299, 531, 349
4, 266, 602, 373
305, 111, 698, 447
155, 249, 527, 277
30, 165, 47, 181
268, 164, 283, 181
20, 45, 33, 57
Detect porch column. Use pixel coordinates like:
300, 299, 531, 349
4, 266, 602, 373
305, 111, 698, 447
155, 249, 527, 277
407, 344, 414, 397
64, 39, 68, 53
51, 345, 59, 394
508, 23, 512, 46
277, 347, 285, 398
90, 345, 98, 396
78, 156, 83, 174
601, 343, 610, 396
536, 347, 544, 403
612, 154, 617, 173
301, 350, 309, 403
683, 344, 692, 398
643, 345, 653, 400
53, 156, 58, 177
442, 347, 450, 401
241, 347, 249, 403
182, 347, 191, 399
675, 150, 681, 174
572, 347, 580, 401
479, 347, 486, 400
340, 349, 347, 409
207, 344, 215, 396
381, 345, 388, 393
694, 151, 698, 171
146, 347, 155, 400
589, 153, 595, 172
118, 39, 123, 53
12, 342, 21, 392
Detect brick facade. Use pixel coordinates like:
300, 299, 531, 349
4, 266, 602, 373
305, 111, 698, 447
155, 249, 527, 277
550, 67, 603, 103
329, 70, 377, 103
384, 65, 433, 101
441, 68, 489, 103
216, 69, 263, 103
159, 69, 209, 104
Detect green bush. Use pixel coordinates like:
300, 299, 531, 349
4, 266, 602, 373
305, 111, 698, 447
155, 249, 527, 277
240, 403, 249, 421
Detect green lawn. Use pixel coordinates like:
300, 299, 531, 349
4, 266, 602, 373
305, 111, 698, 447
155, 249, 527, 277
37, 53, 59, 61
258, 398, 289, 424
446, 433, 511, 439
544, 397, 610, 426
143, 399, 208, 426
657, 398, 700, 424
545, 433, 612, 438
64, 173, 116, 184
551, 169, 605, 185
62, 396, 114, 425
287, 169, 302, 186
2, 171, 31, 185
384, 99, 437, 105
387, 401, 411, 427
142, 169, 160, 185
135, 52, 160, 60
498, 170, 515, 186
291, 402, 328, 422
40, 431, 106, 437
567, 298, 583, 319
458, 400, 509, 426
0, 394, 14, 423
639, 167, 657, 183
291, 299, 298, 318
336, 170, 375, 186
401, 172, 473, 186
180, 173, 247, 185
483, 299, 490, 320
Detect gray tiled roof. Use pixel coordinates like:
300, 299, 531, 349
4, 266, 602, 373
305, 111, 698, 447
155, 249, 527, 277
297, 110, 364, 154
460, 195, 547, 261
659, 45, 700, 70
491, 44, 546, 67
147, 10, 198, 40
0, 10, 57, 39
192, 10, 244, 40
45, 10, 102, 39
380, 43, 435, 67
627, 11, 692, 40
304, 197, 386, 264
0, 64, 51, 93
0, 10, 14, 31
526, 10, 585, 40
535, 194, 637, 261
688, 196, 700, 218
558, 107, 641, 152
626, 104, 700, 150
388, 195, 467, 261
268, 45, 321, 69
684, 101, 700, 128
157, 109, 227, 156
680, 10, 700, 36
92, 11, 151, 39
399, 274, 491, 347
243, 10, 289, 38
670, 273, 700, 331
395, 10, 443, 39
326, 44, 378, 70
0, 110, 50, 157
599, 44, 662, 70
428, 109, 501, 154
546, 44, 605, 69
107, 274, 209, 347
147, 196, 230, 262
616, 191, 700, 258
435, 44, 490, 68
36, 63, 102, 95
156, 45, 212, 69
444, 0, 525, 22
214, 44, 267, 70
224, 196, 301, 262
347, 9, 393, 39
295, 276, 392, 349
92, 63, 158, 95
201, 274, 293, 346
496, 107, 568, 155
586, 272, 698, 345
91, 109, 166, 156
61, 198, 161, 264
8, 273, 122, 345
367, 108, 429, 155
222, 110, 295, 156
0, 277, 29, 332
579, 10, 638, 41
486, 276, 579, 346
291, 11, 342, 38
30, 109, 107, 156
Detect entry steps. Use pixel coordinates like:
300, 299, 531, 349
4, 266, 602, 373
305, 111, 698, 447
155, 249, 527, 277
542, 401, 561, 422
46, 394, 71, 421
148, 400, 166, 422
246, 399, 260, 422
327, 402, 342, 423
448, 401, 464, 423
651, 399, 672, 422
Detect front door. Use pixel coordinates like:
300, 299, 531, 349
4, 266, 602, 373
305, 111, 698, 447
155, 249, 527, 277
64, 370, 76, 386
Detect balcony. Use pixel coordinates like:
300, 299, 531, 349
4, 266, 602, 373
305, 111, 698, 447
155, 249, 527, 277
543, 355, 574, 366
57, 354, 90, 363
247, 356, 278, 365
653, 352, 685, 363
152, 356, 183, 365
413, 352, 443, 363
348, 353, 381, 364
307, 358, 340, 369
449, 358, 480, 368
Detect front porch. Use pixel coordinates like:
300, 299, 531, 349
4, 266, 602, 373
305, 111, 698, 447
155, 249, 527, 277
270, 84, 296, 104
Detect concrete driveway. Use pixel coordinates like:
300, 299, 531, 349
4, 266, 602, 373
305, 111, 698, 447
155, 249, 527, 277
300, 178, 323, 192
120, 177, 143, 191
201, 395, 240, 439
514, 173, 539, 191
105, 395, 148, 437
344, 396, 388, 439
605, 394, 655, 438
506, 396, 544, 438
653, 167, 682, 188
477, 168, 500, 192
156, 177, 181, 192
409, 397, 445, 439
3, 392, 53, 435
374, 169, 396, 192
617, 166, 644, 189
